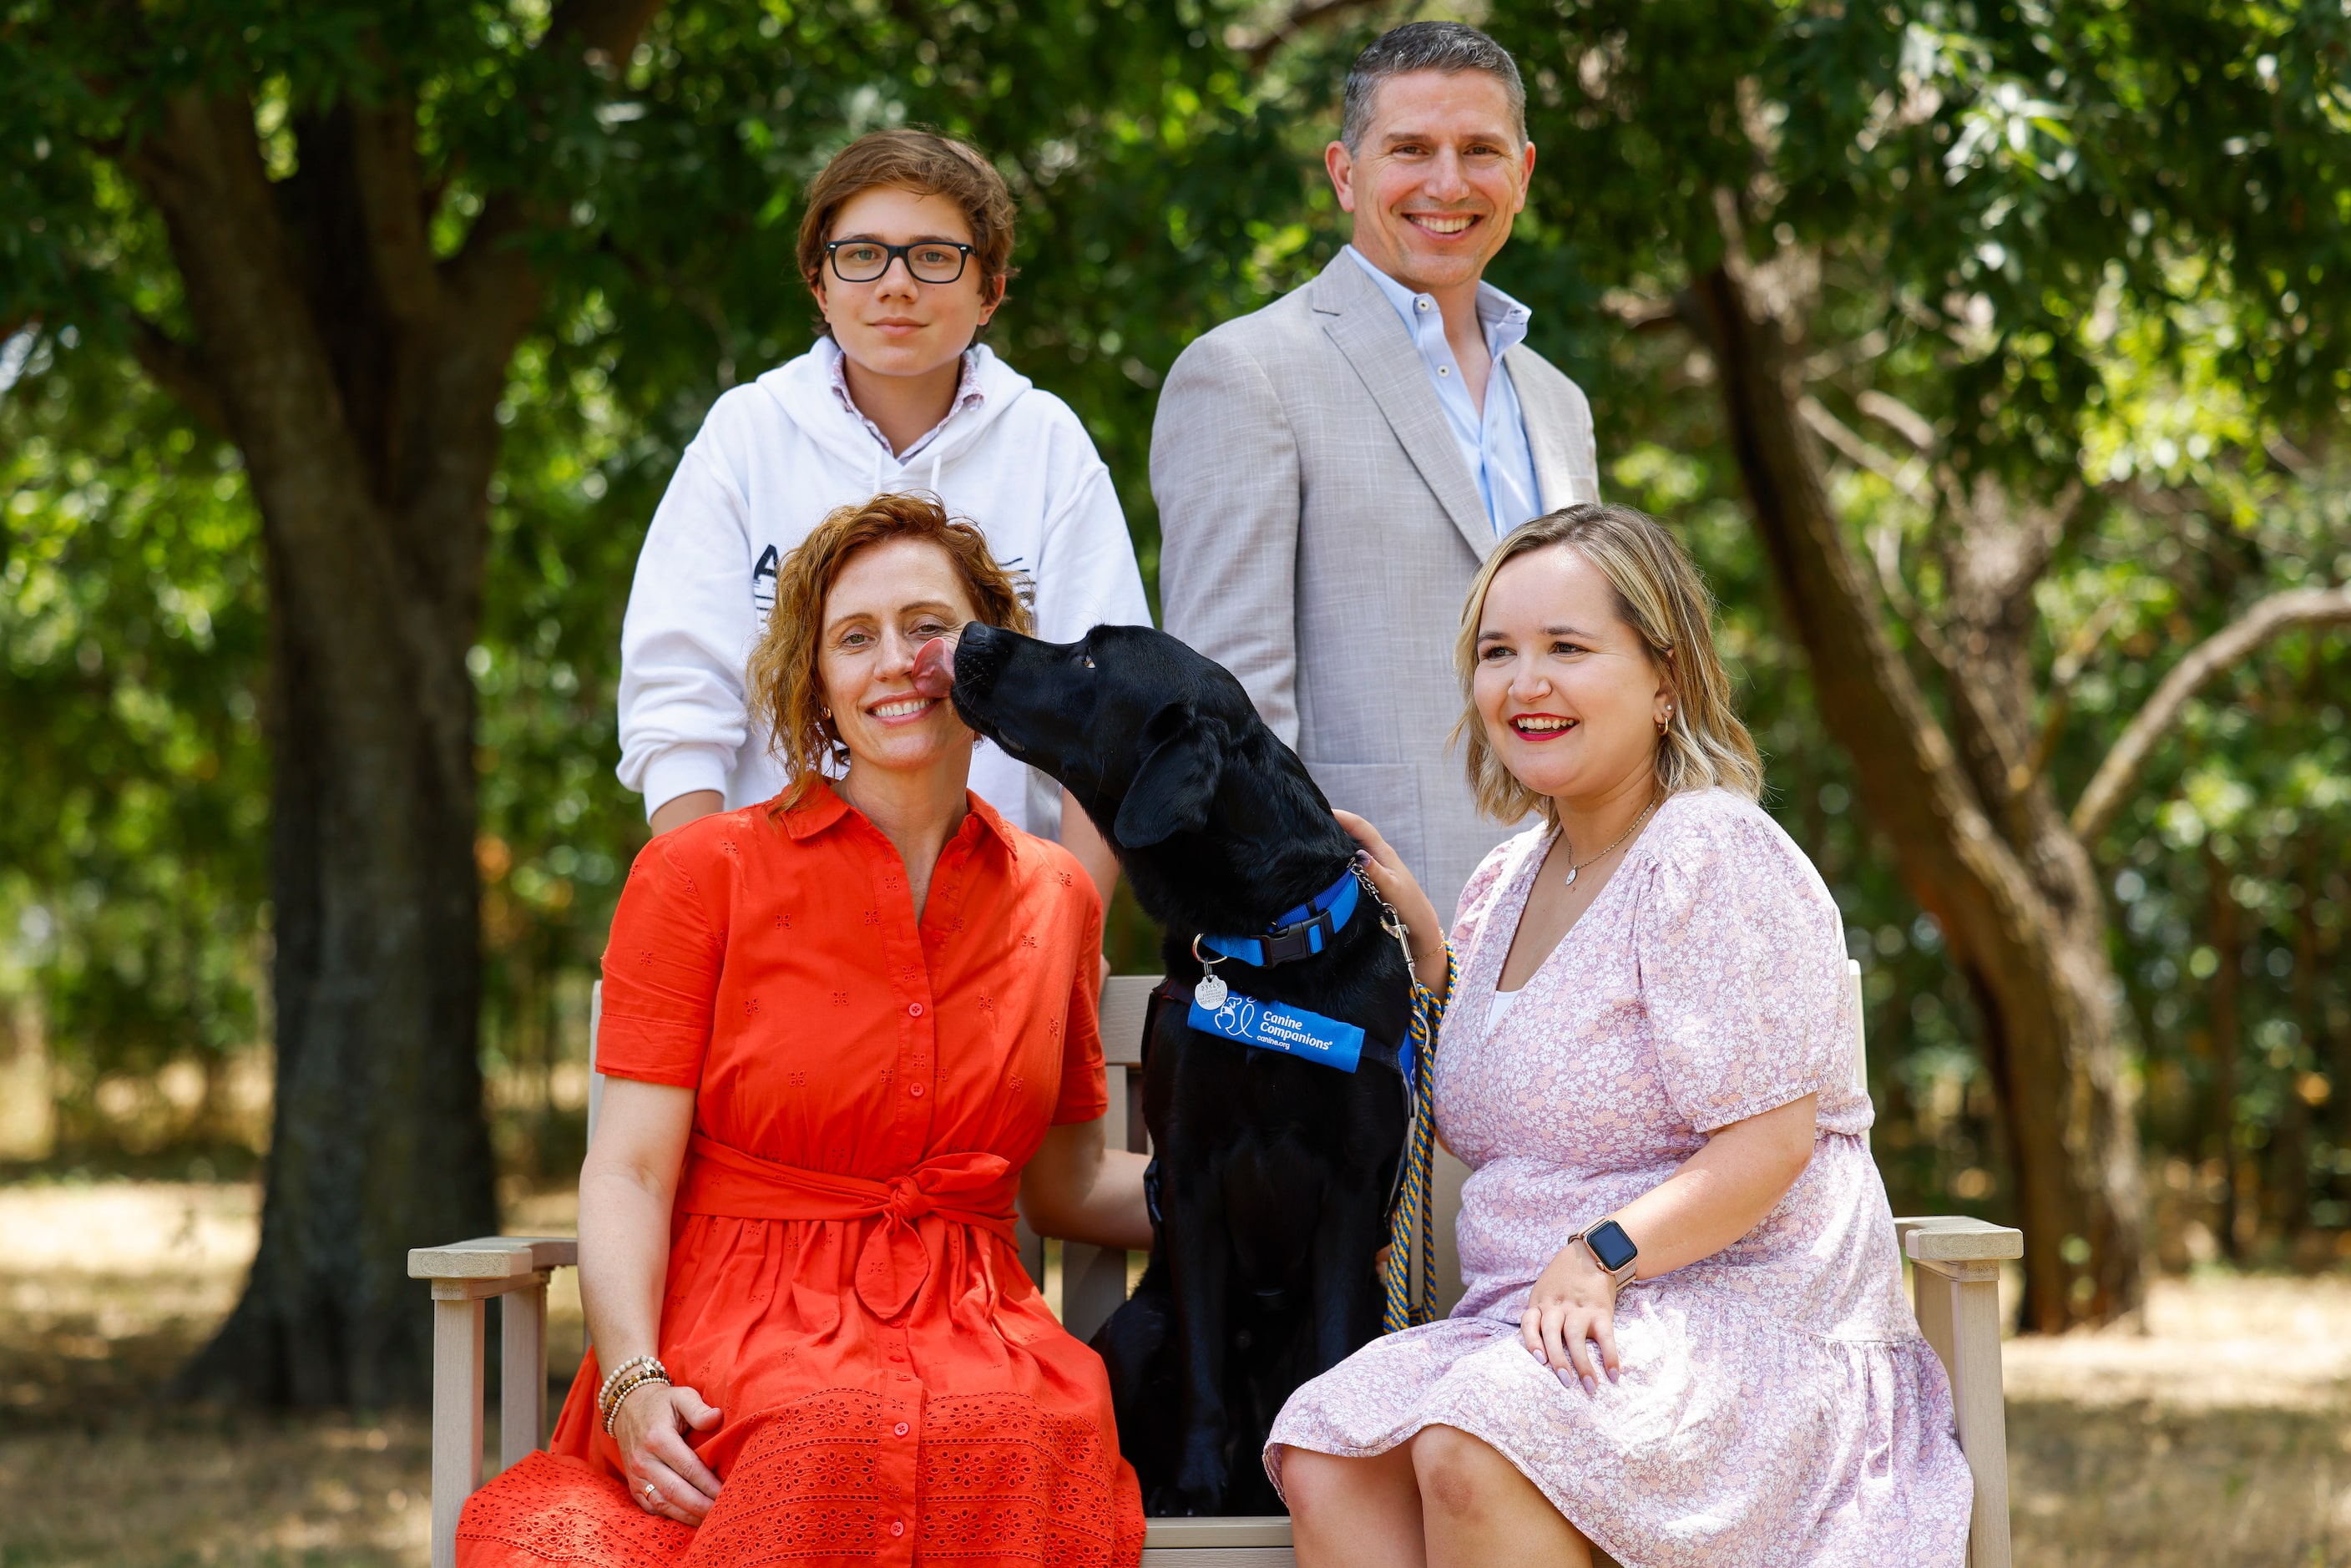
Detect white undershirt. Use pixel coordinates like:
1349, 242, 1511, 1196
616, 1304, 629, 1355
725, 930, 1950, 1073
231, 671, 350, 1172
1488, 988, 1522, 1027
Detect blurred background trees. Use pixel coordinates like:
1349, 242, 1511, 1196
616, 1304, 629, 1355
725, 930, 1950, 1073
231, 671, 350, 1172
2, 0, 2346, 1399
1482, 0, 2351, 1328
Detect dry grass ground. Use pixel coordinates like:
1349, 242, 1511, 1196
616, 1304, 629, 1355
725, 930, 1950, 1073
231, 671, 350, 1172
2, 1180, 2346, 1566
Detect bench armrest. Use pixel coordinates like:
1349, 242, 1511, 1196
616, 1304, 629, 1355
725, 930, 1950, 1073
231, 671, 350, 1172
1897, 1214, 2017, 1567
409, 1236, 579, 1286
1894, 1215, 2023, 1266
414, 1237, 574, 1568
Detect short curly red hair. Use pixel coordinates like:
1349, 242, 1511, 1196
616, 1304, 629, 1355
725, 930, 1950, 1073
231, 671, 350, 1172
747, 493, 1034, 810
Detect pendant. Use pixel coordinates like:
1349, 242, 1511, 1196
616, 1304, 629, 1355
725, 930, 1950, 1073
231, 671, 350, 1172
1563, 865, 1579, 888
1194, 973, 1228, 1011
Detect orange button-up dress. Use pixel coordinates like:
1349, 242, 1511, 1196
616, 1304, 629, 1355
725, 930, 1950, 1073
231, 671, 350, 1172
457, 785, 1145, 1568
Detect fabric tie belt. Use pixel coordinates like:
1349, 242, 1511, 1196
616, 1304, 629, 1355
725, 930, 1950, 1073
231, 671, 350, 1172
678, 1135, 1020, 1318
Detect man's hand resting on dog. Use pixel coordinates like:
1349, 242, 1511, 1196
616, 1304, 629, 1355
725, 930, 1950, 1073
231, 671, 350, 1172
1332, 809, 1450, 1002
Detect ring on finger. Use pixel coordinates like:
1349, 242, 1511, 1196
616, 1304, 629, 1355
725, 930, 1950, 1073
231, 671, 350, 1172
641, 1480, 662, 1508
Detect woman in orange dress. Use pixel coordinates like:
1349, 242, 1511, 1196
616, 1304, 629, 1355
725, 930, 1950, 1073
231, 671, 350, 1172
458, 493, 1152, 1567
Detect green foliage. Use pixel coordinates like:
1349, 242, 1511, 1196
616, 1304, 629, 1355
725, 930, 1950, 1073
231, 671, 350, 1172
0, 338, 268, 1148
3, 0, 2347, 1258
1480, 0, 2351, 1244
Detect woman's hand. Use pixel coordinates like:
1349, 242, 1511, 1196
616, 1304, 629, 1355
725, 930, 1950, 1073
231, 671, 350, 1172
1521, 1237, 1620, 1398
614, 1379, 726, 1524
1332, 810, 1448, 997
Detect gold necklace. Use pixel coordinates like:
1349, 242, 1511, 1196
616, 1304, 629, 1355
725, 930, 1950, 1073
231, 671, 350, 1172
1560, 796, 1660, 888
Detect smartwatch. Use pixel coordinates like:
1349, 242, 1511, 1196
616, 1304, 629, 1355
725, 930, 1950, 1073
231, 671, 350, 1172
1574, 1216, 1640, 1291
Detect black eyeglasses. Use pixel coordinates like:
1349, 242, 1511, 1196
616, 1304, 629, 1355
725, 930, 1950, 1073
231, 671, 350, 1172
825, 239, 974, 285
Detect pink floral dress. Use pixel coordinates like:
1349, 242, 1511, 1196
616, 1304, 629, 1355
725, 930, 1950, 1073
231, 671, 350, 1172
1266, 788, 1973, 1566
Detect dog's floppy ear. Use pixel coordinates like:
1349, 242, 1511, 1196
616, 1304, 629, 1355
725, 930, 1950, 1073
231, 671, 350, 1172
1114, 705, 1224, 848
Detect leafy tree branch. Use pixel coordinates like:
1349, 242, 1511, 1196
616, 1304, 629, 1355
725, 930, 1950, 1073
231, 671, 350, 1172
2072, 585, 2351, 845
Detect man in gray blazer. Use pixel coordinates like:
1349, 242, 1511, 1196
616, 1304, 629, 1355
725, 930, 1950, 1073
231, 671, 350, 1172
1153, 21, 1600, 920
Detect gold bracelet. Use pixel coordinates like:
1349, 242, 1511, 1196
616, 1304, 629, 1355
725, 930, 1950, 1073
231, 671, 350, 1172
599, 1370, 672, 1436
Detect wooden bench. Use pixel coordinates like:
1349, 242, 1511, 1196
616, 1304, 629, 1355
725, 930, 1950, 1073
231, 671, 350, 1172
412, 964, 2020, 1566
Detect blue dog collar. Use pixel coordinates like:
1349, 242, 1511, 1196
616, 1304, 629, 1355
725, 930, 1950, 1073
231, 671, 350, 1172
1197, 867, 1361, 969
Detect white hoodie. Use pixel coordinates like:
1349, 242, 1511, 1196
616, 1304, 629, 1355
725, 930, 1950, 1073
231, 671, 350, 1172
615, 339, 1151, 836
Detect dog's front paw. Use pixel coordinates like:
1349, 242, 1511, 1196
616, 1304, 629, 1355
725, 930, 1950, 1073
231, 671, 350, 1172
1143, 1482, 1191, 1518
1168, 1436, 1230, 1515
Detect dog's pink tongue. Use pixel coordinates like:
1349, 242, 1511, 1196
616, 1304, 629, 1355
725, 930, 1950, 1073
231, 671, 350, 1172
912, 636, 955, 700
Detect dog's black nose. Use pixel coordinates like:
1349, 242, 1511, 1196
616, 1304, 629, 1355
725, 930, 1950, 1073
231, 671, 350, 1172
953, 620, 1009, 690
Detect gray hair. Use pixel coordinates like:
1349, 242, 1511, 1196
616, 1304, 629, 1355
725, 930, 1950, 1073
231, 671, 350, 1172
1340, 21, 1527, 152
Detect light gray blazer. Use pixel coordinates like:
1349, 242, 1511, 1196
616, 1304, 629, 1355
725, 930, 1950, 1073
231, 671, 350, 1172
1152, 251, 1601, 919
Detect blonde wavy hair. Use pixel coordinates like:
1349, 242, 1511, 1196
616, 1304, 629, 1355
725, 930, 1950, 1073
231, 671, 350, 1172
747, 493, 1034, 811
1452, 503, 1762, 826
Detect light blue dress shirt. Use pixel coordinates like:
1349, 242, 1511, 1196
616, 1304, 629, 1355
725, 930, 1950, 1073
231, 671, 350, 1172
1347, 245, 1543, 536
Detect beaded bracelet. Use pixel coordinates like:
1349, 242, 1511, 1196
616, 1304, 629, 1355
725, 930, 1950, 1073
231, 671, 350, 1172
598, 1361, 666, 1423
596, 1354, 664, 1415
598, 1354, 660, 1401
600, 1369, 673, 1435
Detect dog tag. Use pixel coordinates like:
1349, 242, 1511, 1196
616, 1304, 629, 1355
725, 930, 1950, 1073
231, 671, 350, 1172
1187, 991, 1366, 1073
1193, 973, 1228, 1011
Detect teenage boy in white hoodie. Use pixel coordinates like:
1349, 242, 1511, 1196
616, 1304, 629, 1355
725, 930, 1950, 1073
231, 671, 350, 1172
615, 130, 1149, 904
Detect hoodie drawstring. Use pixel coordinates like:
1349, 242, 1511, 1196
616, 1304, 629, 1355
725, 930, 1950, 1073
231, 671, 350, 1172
869, 430, 944, 508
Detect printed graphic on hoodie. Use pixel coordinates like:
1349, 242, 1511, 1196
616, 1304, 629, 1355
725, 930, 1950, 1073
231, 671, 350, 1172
754, 544, 780, 615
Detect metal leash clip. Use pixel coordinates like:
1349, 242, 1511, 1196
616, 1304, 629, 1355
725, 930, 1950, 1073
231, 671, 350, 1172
1352, 852, 1423, 979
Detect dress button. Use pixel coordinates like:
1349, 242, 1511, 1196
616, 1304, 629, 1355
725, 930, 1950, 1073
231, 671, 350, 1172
909, 1083, 924, 1098
894, 1421, 909, 1436
891, 1520, 905, 1537
908, 1002, 923, 1017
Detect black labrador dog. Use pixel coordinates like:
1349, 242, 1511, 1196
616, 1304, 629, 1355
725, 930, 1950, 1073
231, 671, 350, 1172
943, 620, 1416, 1516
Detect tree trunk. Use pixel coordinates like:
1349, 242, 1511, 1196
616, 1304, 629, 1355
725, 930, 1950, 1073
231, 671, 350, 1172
116, 89, 513, 1404
101, 2, 667, 1404
2205, 847, 2246, 1260
1690, 261, 2146, 1328
187, 505, 496, 1404
2287, 847, 2324, 1246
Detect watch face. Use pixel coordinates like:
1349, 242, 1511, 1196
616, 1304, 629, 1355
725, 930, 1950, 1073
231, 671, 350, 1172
1586, 1219, 1638, 1273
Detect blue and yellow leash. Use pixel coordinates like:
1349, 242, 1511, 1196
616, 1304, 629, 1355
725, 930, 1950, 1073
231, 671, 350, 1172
1378, 933, 1455, 1334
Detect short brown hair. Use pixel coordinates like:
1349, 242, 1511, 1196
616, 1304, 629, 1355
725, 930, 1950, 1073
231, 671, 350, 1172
1452, 503, 1764, 826
796, 129, 1019, 316
748, 493, 1034, 810
1342, 22, 1526, 152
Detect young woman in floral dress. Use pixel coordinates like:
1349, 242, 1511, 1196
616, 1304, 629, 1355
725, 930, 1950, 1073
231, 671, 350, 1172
1277, 503, 1974, 1568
